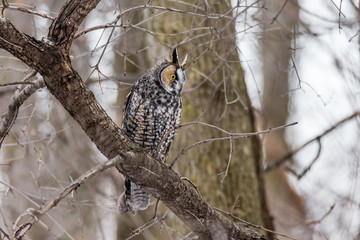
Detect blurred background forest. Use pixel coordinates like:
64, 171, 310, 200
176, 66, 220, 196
0, 0, 359, 239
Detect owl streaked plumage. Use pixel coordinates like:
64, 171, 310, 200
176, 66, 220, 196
118, 48, 187, 214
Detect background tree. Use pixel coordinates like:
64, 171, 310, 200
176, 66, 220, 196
260, 0, 312, 238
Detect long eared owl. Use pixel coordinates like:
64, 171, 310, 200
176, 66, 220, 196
118, 48, 187, 214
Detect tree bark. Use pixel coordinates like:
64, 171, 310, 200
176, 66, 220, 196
146, 0, 273, 234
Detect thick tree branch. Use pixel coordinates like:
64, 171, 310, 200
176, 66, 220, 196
0, 18, 54, 73
0, 1, 269, 239
0, 16, 137, 154
14, 153, 267, 240
48, 0, 101, 52
117, 152, 267, 240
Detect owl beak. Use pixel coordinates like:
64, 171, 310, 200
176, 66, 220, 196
181, 54, 188, 69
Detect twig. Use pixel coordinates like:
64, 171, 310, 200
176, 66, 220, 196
0, 81, 35, 87
171, 122, 298, 167
75, 3, 239, 54
2, 125, 72, 147
1, 0, 8, 16
0, 226, 10, 239
75, 23, 123, 39
219, 137, 233, 183
2, 5, 54, 20
75, 23, 211, 40
338, 0, 343, 31
329, 0, 346, 18
124, 210, 169, 240
348, 29, 360, 42
271, 0, 289, 24
290, 55, 302, 89
0, 71, 41, 148
230, 194, 240, 215
286, 138, 322, 179
152, 198, 161, 219
85, 10, 168, 60
264, 111, 360, 172
214, 207, 295, 240
305, 204, 335, 225
12, 155, 124, 240
113, 4, 233, 21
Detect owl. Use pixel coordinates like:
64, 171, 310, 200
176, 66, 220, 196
118, 48, 187, 214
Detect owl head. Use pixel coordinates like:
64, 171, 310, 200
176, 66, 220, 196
159, 48, 187, 96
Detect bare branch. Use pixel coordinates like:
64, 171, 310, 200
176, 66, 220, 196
286, 139, 322, 179
48, 0, 101, 52
0, 72, 43, 148
214, 207, 294, 240
171, 122, 298, 167
13, 155, 124, 240
305, 204, 335, 225
270, 0, 290, 24
264, 111, 360, 172
219, 137, 233, 183
0, 227, 10, 240
1, 5, 55, 20
0, 17, 54, 74
0, 81, 35, 87
124, 211, 169, 240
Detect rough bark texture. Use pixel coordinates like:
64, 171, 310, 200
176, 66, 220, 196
146, 0, 273, 234
118, 152, 267, 240
0, 0, 268, 239
48, 0, 102, 53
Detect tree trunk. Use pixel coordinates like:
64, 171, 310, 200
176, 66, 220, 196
261, 0, 313, 238
147, 0, 273, 234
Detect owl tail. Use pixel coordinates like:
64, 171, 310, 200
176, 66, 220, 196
117, 178, 150, 215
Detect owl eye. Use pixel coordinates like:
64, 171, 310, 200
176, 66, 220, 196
170, 74, 176, 80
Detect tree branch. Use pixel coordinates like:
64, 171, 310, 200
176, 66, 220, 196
0, 17, 58, 75
1, 5, 55, 20
48, 0, 101, 52
13, 155, 124, 240
264, 111, 360, 172
0, 16, 137, 154
13, 152, 267, 240
117, 152, 267, 240
0, 73, 44, 147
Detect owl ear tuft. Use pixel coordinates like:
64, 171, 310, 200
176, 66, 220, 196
181, 54, 188, 68
171, 48, 179, 64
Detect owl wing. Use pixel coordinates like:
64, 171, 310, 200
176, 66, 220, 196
122, 90, 134, 122
122, 85, 154, 150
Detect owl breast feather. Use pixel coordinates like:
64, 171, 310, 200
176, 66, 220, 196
122, 85, 182, 162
